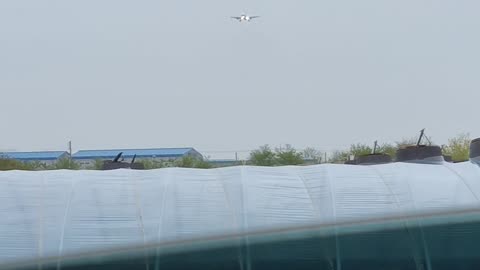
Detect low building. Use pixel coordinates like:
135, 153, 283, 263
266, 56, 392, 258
0, 151, 69, 165
72, 147, 203, 168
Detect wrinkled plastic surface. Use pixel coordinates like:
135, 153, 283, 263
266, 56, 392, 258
0, 162, 480, 262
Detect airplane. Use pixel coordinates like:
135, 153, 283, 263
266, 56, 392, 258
231, 14, 260, 22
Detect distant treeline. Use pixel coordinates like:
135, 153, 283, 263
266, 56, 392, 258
0, 133, 473, 170
248, 133, 471, 166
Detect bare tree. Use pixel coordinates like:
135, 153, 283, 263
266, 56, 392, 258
303, 147, 323, 164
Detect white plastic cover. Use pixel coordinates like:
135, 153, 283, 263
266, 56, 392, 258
0, 162, 479, 262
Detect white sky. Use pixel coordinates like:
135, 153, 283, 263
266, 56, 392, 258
1, 0, 479, 159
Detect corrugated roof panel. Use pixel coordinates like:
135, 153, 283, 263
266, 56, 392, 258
72, 148, 195, 159
0, 151, 68, 161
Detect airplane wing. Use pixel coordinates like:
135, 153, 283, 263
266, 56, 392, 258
231, 16, 241, 20
250, 16, 260, 19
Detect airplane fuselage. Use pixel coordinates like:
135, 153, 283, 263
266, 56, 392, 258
232, 14, 258, 22
240, 15, 250, 22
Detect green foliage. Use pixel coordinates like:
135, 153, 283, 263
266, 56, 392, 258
275, 144, 304, 165
395, 137, 418, 148
328, 144, 371, 163
249, 145, 277, 166
49, 158, 80, 170
376, 143, 397, 158
249, 145, 305, 166
193, 159, 213, 169
329, 143, 397, 163
443, 133, 471, 162
0, 158, 35, 171
176, 156, 195, 168
395, 135, 435, 148
89, 159, 105, 170
0, 157, 80, 171
29, 161, 49, 170
349, 143, 372, 157
140, 159, 166, 169
175, 156, 212, 169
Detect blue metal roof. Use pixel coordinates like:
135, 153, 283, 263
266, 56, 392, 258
72, 148, 197, 160
0, 151, 68, 161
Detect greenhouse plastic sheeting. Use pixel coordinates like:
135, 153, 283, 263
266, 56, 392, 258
0, 161, 480, 262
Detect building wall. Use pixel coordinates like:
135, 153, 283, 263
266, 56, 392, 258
5, 153, 69, 167
75, 159, 95, 168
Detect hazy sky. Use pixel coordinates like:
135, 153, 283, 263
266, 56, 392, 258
1, 0, 479, 158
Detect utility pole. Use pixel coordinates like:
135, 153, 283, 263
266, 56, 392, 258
68, 141, 72, 157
